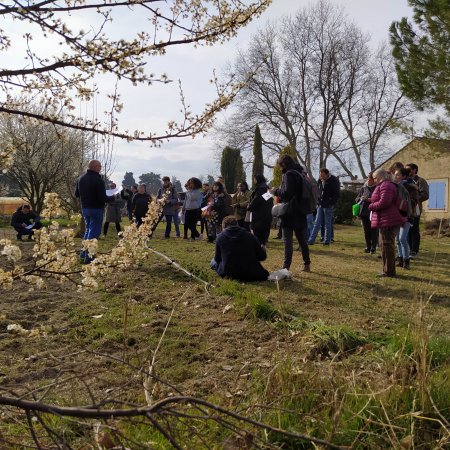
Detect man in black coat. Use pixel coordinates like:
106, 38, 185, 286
11, 204, 42, 240
212, 216, 269, 282
75, 159, 113, 262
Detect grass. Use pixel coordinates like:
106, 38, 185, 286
0, 221, 449, 448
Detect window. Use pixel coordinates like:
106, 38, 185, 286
428, 180, 447, 210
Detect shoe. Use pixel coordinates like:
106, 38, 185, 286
331, 239, 335, 243
302, 264, 311, 272
396, 257, 404, 267
403, 259, 410, 270
198, 235, 203, 241
377, 272, 395, 278
16, 234, 22, 241
163, 236, 170, 239
322, 242, 330, 246
273, 236, 282, 240
364, 248, 370, 253
410, 252, 417, 259
307, 241, 314, 245
370, 248, 376, 254
27, 235, 33, 241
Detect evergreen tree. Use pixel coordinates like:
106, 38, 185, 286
390, 0, 450, 113
252, 124, 264, 187
122, 172, 136, 187
272, 145, 298, 188
234, 153, 246, 192
171, 176, 183, 193
138, 172, 161, 195
220, 146, 241, 193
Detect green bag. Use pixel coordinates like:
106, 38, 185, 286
352, 203, 360, 217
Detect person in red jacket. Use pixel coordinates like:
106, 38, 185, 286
368, 169, 406, 277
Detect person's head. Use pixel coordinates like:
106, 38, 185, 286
367, 172, 375, 186
138, 184, 146, 194
88, 159, 101, 173
373, 168, 391, 184
277, 154, 297, 172
254, 174, 266, 185
405, 163, 418, 176
202, 183, 210, 192
109, 182, 116, 189
131, 185, 138, 192
187, 177, 202, 190
21, 204, 31, 213
162, 176, 171, 187
395, 167, 409, 182
222, 215, 238, 229
212, 181, 224, 193
217, 175, 224, 184
319, 168, 330, 181
389, 161, 404, 174
240, 181, 249, 192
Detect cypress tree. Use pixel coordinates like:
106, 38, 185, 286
235, 153, 245, 191
252, 124, 264, 187
220, 146, 240, 193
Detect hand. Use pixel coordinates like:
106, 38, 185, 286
269, 187, 277, 195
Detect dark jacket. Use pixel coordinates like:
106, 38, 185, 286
105, 194, 125, 222
207, 192, 226, 224
75, 170, 110, 209
11, 207, 40, 228
247, 182, 273, 229
214, 226, 269, 281
355, 183, 376, 218
121, 188, 135, 211
132, 192, 152, 218
274, 165, 306, 229
156, 185, 178, 215
318, 174, 340, 207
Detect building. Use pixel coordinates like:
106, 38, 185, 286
380, 137, 450, 221
0, 197, 26, 215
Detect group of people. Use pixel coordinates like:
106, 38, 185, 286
355, 162, 428, 277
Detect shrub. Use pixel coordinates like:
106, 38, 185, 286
334, 189, 356, 224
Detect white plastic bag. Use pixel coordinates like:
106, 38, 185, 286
268, 268, 292, 281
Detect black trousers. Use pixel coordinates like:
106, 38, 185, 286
283, 225, 310, 269
360, 216, 378, 251
251, 224, 270, 245
408, 215, 421, 253
103, 222, 121, 235
184, 209, 201, 238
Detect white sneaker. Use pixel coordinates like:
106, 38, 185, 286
198, 234, 203, 241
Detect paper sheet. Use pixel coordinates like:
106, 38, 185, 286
262, 192, 273, 201
106, 188, 120, 196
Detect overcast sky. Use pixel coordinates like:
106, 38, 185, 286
102, 0, 414, 186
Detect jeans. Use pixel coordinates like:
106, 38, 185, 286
306, 213, 314, 240
283, 225, 310, 269
81, 208, 103, 262
397, 222, 411, 259
172, 211, 181, 237
308, 206, 334, 244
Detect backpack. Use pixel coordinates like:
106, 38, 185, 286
297, 171, 319, 214
396, 182, 413, 218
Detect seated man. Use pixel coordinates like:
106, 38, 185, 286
11, 204, 43, 240
211, 216, 269, 282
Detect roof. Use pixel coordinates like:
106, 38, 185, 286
377, 136, 450, 170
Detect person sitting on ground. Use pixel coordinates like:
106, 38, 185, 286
211, 216, 269, 281
11, 204, 43, 241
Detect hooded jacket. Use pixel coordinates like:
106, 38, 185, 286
369, 181, 406, 229
11, 207, 40, 228
214, 225, 269, 281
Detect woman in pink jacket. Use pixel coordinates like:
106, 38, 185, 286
368, 169, 406, 277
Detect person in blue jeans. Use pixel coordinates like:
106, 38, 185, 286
75, 160, 114, 263
308, 168, 340, 246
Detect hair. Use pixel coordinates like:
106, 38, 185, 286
406, 163, 418, 173
212, 181, 224, 193
162, 176, 170, 182
373, 168, 391, 182
240, 181, 249, 190
396, 167, 410, 178
188, 177, 202, 189
222, 215, 238, 228
277, 154, 297, 170
319, 167, 329, 175
132, 185, 138, 190
389, 161, 404, 173
22, 204, 31, 210
254, 174, 266, 184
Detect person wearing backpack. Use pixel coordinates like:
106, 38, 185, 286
271, 155, 311, 273
307, 168, 340, 246
368, 169, 406, 277
394, 168, 419, 269
405, 163, 429, 258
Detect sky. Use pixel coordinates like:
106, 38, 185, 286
6, 0, 415, 186
104, 0, 416, 186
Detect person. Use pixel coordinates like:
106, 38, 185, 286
75, 159, 114, 262
232, 181, 251, 230
103, 183, 125, 237
211, 216, 269, 281
405, 163, 429, 258
204, 181, 227, 242
156, 176, 180, 239
217, 175, 234, 216
131, 184, 152, 227
272, 155, 311, 272
368, 168, 406, 277
121, 184, 138, 221
11, 204, 42, 241
355, 173, 378, 254
200, 182, 210, 238
182, 177, 203, 239
247, 174, 273, 246
394, 167, 419, 269
308, 168, 340, 246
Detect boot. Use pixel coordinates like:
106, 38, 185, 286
302, 264, 311, 273
396, 257, 404, 267
403, 259, 410, 270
